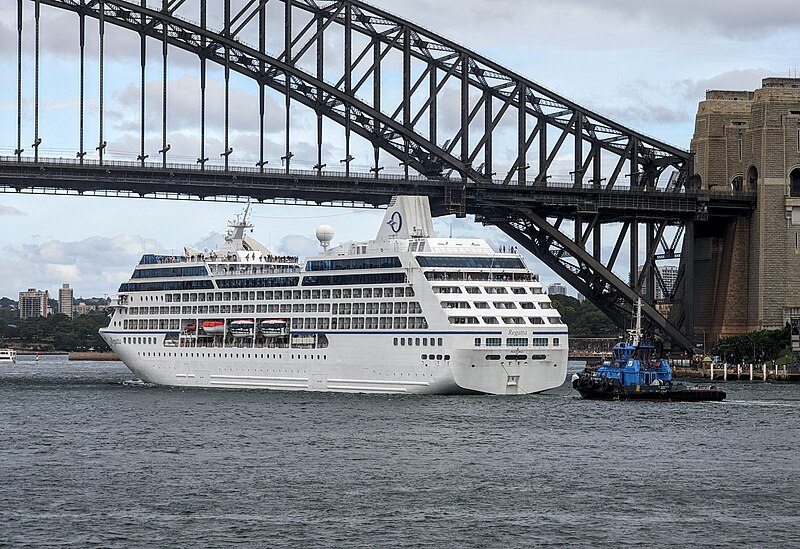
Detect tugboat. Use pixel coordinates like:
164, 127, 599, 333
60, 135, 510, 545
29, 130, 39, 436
572, 300, 725, 402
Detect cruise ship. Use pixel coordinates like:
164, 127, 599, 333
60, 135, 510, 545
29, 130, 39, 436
100, 196, 568, 394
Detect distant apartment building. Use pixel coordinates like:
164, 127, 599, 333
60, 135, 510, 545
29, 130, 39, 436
59, 283, 74, 318
638, 265, 679, 301
19, 288, 49, 320
547, 282, 567, 296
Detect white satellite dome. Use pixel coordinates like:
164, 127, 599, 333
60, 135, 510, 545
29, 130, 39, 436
316, 224, 334, 249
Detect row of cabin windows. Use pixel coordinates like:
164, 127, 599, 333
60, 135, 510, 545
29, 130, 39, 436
440, 301, 552, 310
124, 317, 429, 331
433, 286, 543, 295
424, 272, 536, 283
135, 286, 415, 303
475, 337, 560, 347
449, 316, 563, 325
125, 301, 421, 316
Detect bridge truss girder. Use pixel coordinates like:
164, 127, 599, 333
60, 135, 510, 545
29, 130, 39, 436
487, 208, 696, 351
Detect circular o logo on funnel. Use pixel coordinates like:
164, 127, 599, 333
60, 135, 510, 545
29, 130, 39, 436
387, 211, 403, 233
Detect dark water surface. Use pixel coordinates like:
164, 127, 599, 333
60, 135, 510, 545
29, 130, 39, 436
1, 356, 799, 547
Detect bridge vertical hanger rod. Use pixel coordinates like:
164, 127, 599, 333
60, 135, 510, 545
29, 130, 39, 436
283, 0, 291, 174
372, 36, 381, 178
630, 218, 639, 299
538, 119, 547, 182
199, 0, 206, 170
484, 89, 492, 182
224, 0, 230, 171
460, 52, 469, 173
139, 0, 146, 166
99, 0, 105, 165
402, 26, 410, 180
161, 0, 168, 168
344, 2, 352, 177
258, 0, 265, 173
592, 146, 602, 259
315, 11, 323, 176
645, 222, 656, 303
78, 4, 85, 163
16, 0, 23, 162
517, 83, 526, 185
33, 0, 40, 163
574, 115, 583, 188
429, 57, 437, 155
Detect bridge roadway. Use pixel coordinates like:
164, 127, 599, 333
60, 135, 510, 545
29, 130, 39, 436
0, 157, 756, 220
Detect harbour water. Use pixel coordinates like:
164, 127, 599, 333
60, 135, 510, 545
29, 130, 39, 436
2, 356, 799, 547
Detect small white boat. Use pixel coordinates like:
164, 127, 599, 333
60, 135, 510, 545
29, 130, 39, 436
0, 349, 17, 364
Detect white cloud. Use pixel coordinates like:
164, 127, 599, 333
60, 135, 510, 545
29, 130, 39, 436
0, 234, 164, 298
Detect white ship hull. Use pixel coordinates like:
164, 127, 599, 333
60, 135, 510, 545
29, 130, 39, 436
101, 331, 568, 394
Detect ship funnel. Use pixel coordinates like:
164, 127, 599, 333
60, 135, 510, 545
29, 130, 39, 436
375, 195, 434, 241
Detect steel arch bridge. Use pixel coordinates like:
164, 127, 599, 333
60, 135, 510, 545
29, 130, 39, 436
3, 0, 757, 351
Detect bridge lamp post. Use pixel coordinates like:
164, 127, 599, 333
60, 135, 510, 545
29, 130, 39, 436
256, 160, 269, 173
32, 138, 42, 162
369, 165, 384, 179
76, 151, 87, 164
197, 157, 209, 170
313, 163, 326, 176
14, 147, 24, 161
96, 140, 107, 164
137, 153, 149, 165
281, 152, 293, 173
340, 154, 355, 176
158, 143, 171, 168
220, 147, 233, 170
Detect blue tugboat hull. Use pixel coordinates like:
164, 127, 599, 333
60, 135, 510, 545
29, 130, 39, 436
573, 375, 726, 402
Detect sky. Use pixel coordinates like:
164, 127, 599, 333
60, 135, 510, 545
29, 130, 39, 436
1, 0, 799, 300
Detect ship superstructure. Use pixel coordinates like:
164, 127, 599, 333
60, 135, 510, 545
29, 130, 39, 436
100, 196, 569, 394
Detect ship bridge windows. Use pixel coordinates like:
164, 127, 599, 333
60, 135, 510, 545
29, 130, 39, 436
547, 317, 564, 324
465, 287, 481, 294
511, 288, 527, 295
441, 301, 470, 309
521, 302, 537, 309
494, 302, 516, 309
474, 302, 490, 309
482, 317, 499, 324
529, 317, 545, 325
